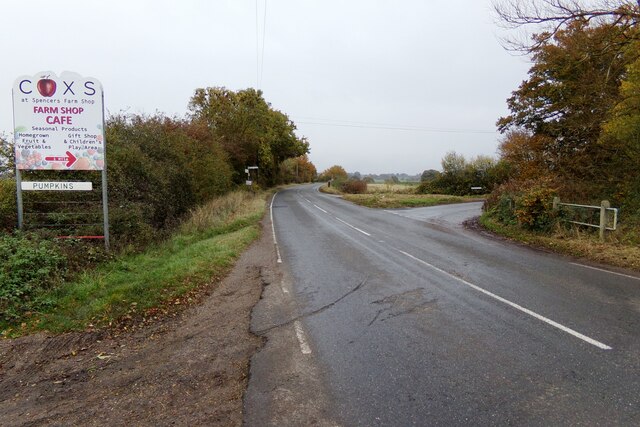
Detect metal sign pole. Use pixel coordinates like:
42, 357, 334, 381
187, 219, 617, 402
15, 168, 23, 229
101, 92, 110, 251
12, 85, 24, 230
101, 168, 110, 250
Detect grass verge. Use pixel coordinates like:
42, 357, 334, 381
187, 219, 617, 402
319, 183, 483, 208
2, 191, 266, 337
342, 193, 483, 209
479, 213, 640, 272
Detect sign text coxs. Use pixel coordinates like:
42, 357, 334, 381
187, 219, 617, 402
12, 71, 105, 171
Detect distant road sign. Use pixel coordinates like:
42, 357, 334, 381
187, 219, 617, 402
21, 181, 93, 191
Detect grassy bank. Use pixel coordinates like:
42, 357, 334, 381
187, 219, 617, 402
480, 213, 640, 272
1, 191, 266, 337
342, 193, 483, 209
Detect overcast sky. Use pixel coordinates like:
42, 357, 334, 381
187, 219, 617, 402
1, 0, 530, 175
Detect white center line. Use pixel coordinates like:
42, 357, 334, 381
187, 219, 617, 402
335, 217, 371, 236
270, 193, 282, 264
571, 262, 640, 281
294, 320, 312, 354
398, 250, 613, 351
313, 204, 328, 213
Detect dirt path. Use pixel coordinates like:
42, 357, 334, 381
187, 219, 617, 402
0, 220, 276, 426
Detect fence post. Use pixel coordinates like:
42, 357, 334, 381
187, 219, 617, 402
599, 200, 610, 242
553, 196, 560, 210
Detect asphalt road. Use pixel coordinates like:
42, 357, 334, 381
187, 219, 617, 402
245, 184, 640, 426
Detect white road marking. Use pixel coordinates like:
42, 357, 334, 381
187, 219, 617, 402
314, 204, 328, 213
335, 217, 371, 236
398, 250, 613, 351
294, 320, 312, 354
270, 193, 282, 264
280, 278, 289, 294
570, 262, 640, 281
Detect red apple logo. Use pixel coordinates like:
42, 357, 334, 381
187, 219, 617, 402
37, 79, 57, 97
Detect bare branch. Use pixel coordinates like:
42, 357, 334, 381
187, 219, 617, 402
494, 0, 639, 51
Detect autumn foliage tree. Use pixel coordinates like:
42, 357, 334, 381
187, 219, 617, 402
497, 20, 636, 188
280, 154, 318, 183
600, 49, 640, 209
318, 165, 348, 182
489, 1, 640, 231
494, 13, 640, 201
188, 87, 309, 187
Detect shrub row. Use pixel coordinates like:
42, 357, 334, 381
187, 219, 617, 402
0, 232, 66, 322
339, 179, 368, 194
484, 178, 560, 231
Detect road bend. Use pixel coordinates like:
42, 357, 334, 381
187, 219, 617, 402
245, 184, 640, 426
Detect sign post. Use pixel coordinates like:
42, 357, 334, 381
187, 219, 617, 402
12, 71, 109, 249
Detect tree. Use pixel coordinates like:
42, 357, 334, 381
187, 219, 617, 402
188, 87, 309, 186
280, 154, 317, 183
600, 51, 640, 208
494, 0, 640, 51
420, 169, 440, 182
497, 20, 636, 186
441, 152, 467, 176
498, 130, 553, 180
318, 165, 348, 182
419, 152, 504, 195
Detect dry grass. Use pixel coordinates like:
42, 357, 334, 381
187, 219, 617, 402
480, 214, 640, 272
342, 193, 481, 209
181, 191, 266, 235
366, 183, 418, 194
319, 183, 482, 208
318, 184, 342, 195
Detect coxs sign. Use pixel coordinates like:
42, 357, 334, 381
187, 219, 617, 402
12, 71, 105, 170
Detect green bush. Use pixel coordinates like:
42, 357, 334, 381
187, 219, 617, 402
0, 232, 66, 322
0, 178, 16, 231
106, 114, 234, 248
485, 178, 559, 231
514, 186, 558, 230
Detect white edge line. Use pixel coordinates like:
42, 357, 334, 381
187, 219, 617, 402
571, 262, 640, 281
294, 320, 312, 354
270, 193, 283, 264
313, 204, 328, 213
335, 217, 371, 236
398, 250, 612, 351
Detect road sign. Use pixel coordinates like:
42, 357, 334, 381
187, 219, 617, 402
21, 181, 93, 191
12, 70, 110, 250
12, 71, 105, 171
